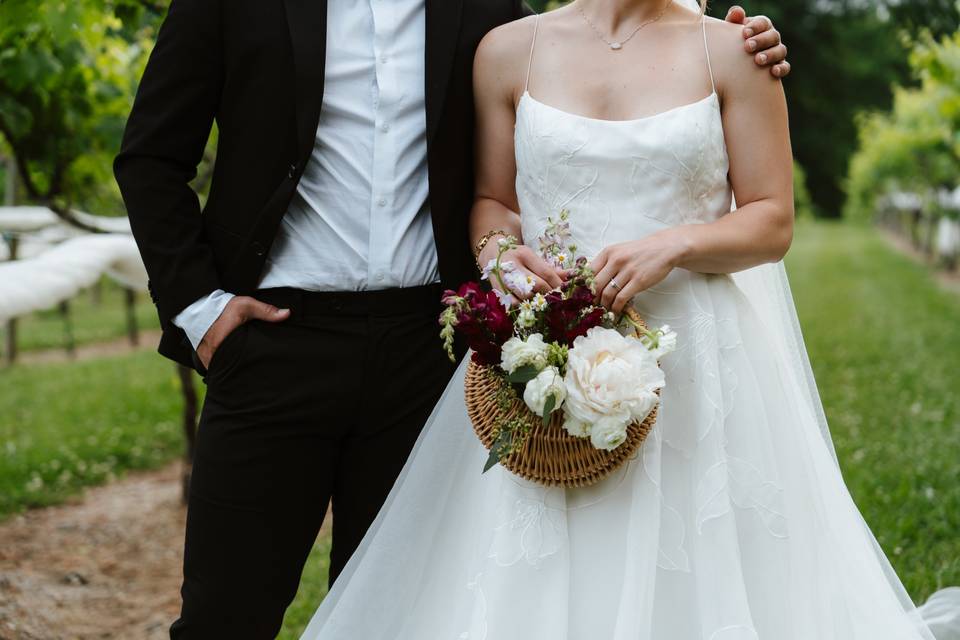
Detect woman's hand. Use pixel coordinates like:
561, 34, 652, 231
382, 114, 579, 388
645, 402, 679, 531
478, 240, 566, 298
591, 231, 689, 314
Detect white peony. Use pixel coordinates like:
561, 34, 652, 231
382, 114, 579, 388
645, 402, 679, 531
523, 366, 567, 416
500, 333, 550, 374
590, 416, 630, 451
563, 327, 665, 431
562, 411, 591, 438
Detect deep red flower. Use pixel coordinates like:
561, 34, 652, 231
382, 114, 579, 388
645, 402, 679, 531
442, 282, 515, 366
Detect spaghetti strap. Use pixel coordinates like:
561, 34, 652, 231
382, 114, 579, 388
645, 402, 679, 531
701, 15, 717, 95
524, 15, 541, 94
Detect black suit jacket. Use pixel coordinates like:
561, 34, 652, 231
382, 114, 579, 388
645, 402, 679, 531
114, 0, 531, 370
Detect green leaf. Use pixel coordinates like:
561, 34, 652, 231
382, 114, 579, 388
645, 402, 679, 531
506, 364, 539, 384
483, 428, 512, 474
483, 445, 502, 474
541, 393, 557, 425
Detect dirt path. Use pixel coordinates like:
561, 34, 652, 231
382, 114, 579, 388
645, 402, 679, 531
0, 463, 332, 640
16, 330, 163, 366
0, 463, 186, 639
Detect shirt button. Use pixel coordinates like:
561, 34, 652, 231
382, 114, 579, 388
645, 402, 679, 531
375, 273, 386, 282
380, 122, 390, 132
377, 197, 387, 207
380, 55, 388, 64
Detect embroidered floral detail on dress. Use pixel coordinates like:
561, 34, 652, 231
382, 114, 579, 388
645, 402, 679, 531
488, 493, 564, 568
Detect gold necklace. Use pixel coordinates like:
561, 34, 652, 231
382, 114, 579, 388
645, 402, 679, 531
576, 0, 673, 51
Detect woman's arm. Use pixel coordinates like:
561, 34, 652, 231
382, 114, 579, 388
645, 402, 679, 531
593, 19, 794, 313
471, 20, 565, 293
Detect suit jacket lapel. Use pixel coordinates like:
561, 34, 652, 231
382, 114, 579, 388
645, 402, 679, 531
283, 0, 328, 159
425, 0, 464, 146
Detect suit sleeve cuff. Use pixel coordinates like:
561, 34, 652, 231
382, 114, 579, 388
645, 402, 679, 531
172, 289, 235, 350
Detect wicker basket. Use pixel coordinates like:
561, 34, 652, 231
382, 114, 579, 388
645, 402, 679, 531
464, 309, 659, 488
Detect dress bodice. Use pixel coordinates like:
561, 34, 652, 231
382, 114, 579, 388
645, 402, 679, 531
515, 89, 732, 259
513, 10, 732, 258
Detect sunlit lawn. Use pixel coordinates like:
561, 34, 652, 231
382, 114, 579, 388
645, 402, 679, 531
784, 221, 960, 601
0, 222, 956, 637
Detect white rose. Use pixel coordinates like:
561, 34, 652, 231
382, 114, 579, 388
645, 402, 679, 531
563, 327, 665, 429
590, 416, 629, 451
523, 366, 567, 416
500, 333, 550, 374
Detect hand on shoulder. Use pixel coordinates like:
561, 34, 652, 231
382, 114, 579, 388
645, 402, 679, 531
704, 17, 785, 104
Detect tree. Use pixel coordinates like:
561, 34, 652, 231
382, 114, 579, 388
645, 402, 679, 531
846, 29, 960, 224
0, 0, 156, 224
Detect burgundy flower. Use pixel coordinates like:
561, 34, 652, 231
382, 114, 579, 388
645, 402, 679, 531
543, 281, 606, 346
441, 281, 515, 366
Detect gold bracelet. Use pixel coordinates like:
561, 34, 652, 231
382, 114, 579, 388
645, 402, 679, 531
473, 229, 509, 270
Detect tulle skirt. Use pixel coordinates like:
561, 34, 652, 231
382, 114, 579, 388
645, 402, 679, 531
302, 271, 952, 639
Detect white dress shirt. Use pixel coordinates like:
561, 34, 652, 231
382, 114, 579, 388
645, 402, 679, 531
174, 0, 437, 349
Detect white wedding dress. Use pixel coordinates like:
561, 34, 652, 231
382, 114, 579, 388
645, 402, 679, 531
302, 11, 959, 640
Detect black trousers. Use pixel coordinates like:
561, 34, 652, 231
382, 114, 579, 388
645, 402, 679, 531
170, 285, 456, 639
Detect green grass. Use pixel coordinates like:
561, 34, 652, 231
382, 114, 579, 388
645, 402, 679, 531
785, 221, 960, 601
0, 277, 160, 354
0, 350, 195, 516
279, 536, 333, 639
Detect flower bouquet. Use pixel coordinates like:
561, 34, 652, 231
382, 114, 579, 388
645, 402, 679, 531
440, 211, 677, 487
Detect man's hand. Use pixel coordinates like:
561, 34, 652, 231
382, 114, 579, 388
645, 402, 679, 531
196, 296, 290, 369
725, 6, 791, 79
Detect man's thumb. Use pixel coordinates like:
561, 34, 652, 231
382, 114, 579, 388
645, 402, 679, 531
248, 299, 290, 322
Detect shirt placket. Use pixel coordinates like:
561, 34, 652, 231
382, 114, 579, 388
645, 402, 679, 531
368, 0, 395, 289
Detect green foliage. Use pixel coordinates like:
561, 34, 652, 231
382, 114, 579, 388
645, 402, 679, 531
0, 350, 191, 517
793, 160, 815, 220
846, 30, 960, 220
278, 534, 332, 640
0, 0, 158, 213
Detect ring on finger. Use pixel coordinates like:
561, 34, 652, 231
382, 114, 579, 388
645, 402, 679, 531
610, 278, 621, 290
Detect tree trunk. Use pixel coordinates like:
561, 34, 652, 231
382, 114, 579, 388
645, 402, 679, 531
59, 299, 75, 358
4, 159, 17, 367
176, 364, 199, 503
124, 288, 139, 346
4, 236, 18, 367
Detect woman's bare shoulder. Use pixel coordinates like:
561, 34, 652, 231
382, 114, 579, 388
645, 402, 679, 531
476, 13, 539, 68
474, 14, 539, 95
703, 16, 779, 97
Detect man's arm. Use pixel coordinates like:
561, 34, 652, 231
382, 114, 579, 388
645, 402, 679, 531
113, 0, 224, 331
